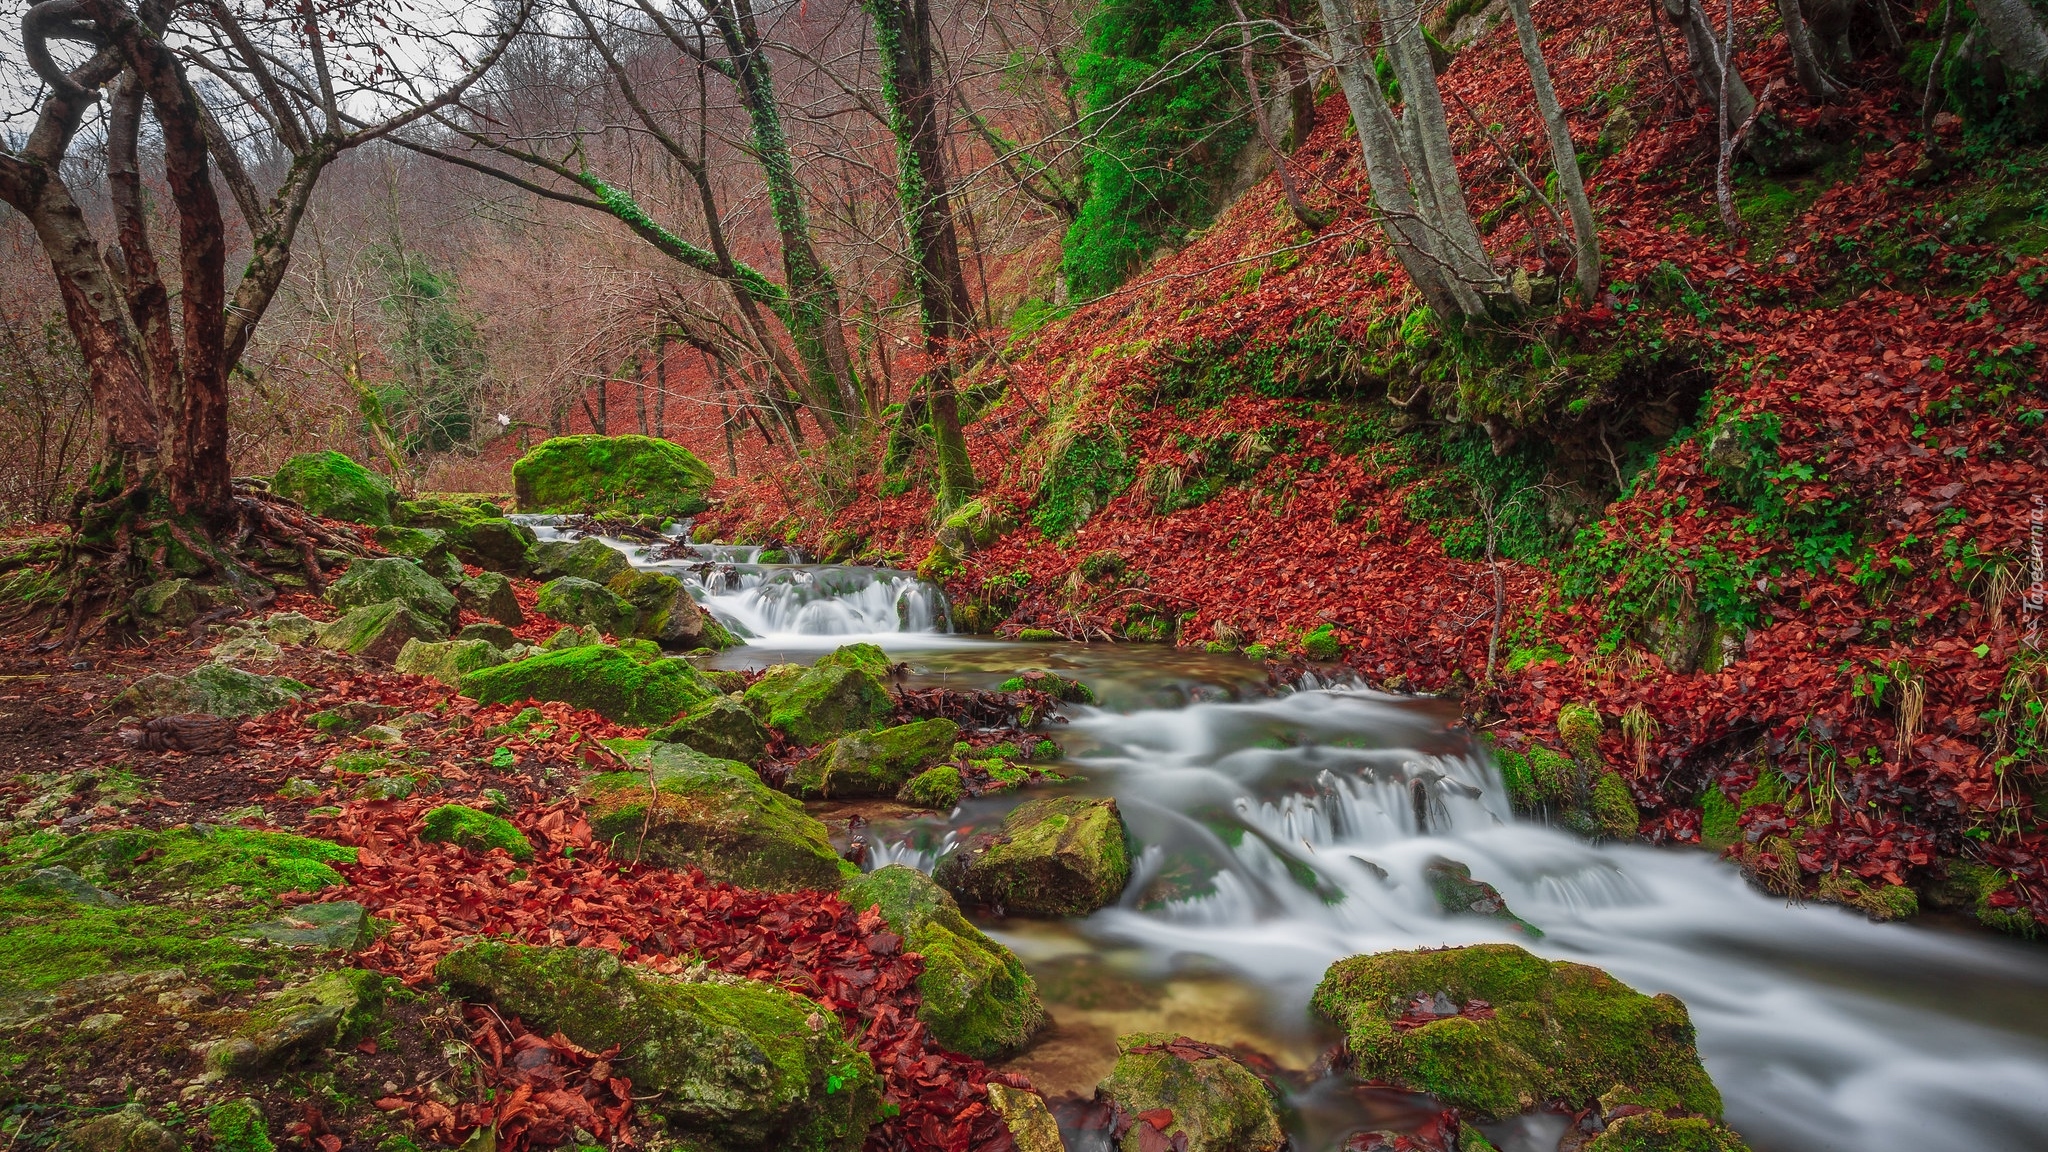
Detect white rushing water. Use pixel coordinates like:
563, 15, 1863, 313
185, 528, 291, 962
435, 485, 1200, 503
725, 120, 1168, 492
530, 523, 2048, 1151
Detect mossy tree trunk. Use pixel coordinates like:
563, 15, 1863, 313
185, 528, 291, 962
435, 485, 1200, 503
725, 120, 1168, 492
1505, 0, 1603, 302
864, 0, 978, 507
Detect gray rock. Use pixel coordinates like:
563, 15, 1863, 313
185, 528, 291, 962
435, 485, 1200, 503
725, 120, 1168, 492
324, 557, 459, 628
14, 865, 127, 907
229, 901, 369, 949
205, 969, 384, 1075
459, 621, 519, 648
534, 576, 636, 636
60, 1104, 181, 1152
529, 536, 628, 584
113, 663, 310, 719
263, 612, 318, 645
315, 602, 448, 663
456, 572, 525, 626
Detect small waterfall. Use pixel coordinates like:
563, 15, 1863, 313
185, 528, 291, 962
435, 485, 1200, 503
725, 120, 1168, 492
514, 517, 952, 643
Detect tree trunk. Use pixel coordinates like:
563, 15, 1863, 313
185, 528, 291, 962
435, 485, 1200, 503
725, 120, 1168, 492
1375, 0, 1499, 299
1506, 0, 1602, 301
1313, 0, 1479, 318
864, 0, 978, 506
1776, 0, 1840, 98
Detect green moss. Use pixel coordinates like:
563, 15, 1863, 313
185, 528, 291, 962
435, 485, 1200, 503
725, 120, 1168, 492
535, 576, 638, 636
588, 740, 849, 891
209, 1099, 276, 1152
0, 892, 276, 996
1492, 747, 1536, 811
512, 435, 714, 517
1558, 703, 1603, 763
34, 827, 356, 899
1591, 772, 1641, 841
438, 942, 882, 1148
1585, 1110, 1750, 1151
934, 796, 1130, 916
743, 653, 896, 745
460, 644, 715, 726
996, 671, 1095, 703
897, 764, 964, 809
1311, 944, 1723, 1121
1301, 622, 1343, 660
650, 695, 770, 764
607, 569, 684, 640
786, 719, 959, 799
841, 866, 1046, 1058
529, 536, 630, 584
421, 805, 534, 861
1032, 433, 1134, 538
316, 602, 447, 662
273, 451, 396, 526
1097, 1032, 1284, 1152
393, 638, 507, 686
1699, 788, 1740, 850
1527, 747, 1579, 805
1946, 861, 2039, 938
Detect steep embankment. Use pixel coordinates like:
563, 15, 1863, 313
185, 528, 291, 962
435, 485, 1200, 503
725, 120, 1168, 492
701, 0, 2048, 932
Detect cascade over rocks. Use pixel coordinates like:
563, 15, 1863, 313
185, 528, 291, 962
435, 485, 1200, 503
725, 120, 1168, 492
840, 865, 1046, 1058
512, 435, 716, 518
934, 795, 1132, 916
585, 740, 851, 891
436, 941, 884, 1151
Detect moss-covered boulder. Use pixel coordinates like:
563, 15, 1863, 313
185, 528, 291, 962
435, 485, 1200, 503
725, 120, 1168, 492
205, 968, 386, 1076
113, 662, 310, 719
1423, 857, 1541, 936
34, 826, 356, 899
443, 516, 537, 574
535, 576, 637, 636
325, 557, 458, 627
984, 1084, 1063, 1152
934, 796, 1130, 916
1097, 1033, 1285, 1152
459, 643, 714, 726
454, 571, 524, 625
786, 719, 958, 799
62, 1104, 182, 1152
393, 638, 507, 686
530, 535, 631, 584
586, 740, 850, 891
316, 602, 447, 663
651, 695, 771, 764
743, 646, 896, 745
512, 434, 715, 517
206, 1100, 272, 1152
421, 804, 534, 861
263, 612, 318, 646
933, 499, 1012, 554
1591, 772, 1642, 840
841, 866, 1045, 1059
659, 583, 740, 650
438, 942, 881, 1150
1309, 944, 1724, 1121
370, 524, 453, 570
897, 764, 964, 809
129, 577, 232, 635
273, 451, 397, 525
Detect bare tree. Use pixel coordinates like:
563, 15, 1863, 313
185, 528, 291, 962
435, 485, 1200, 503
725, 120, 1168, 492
0, 0, 529, 634
1506, 0, 1602, 301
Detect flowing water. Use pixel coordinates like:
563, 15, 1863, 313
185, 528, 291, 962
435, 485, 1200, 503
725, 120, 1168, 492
537, 520, 2048, 1152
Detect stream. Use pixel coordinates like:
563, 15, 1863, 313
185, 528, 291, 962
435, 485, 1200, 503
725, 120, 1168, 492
531, 520, 2048, 1152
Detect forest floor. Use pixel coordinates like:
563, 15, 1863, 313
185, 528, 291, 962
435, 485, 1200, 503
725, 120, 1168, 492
696, 0, 2048, 934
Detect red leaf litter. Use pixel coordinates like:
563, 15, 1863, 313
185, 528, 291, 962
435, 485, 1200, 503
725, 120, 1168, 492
309, 797, 1022, 1152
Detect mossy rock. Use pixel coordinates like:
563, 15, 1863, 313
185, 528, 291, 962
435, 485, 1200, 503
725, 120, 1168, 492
786, 719, 959, 799
529, 536, 630, 584
1424, 857, 1541, 936
455, 571, 524, 626
113, 662, 310, 719
325, 557, 459, 628
934, 795, 1131, 916
439, 942, 880, 1150
316, 602, 448, 663
743, 650, 896, 746
370, 524, 453, 570
273, 451, 396, 525
442, 517, 537, 574
1558, 703, 1603, 763
1301, 623, 1342, 661
129, 577, 232, 635
512, 435, 715, 518
35, 826, 356, 900
651, 695, 770, 764
997, 670, 1096, 704
1584, 1109, 1750, 1151
61, 1104, 182, 1152
421, 805, 534, 861
586, 740, 850, 892
393, 638, 507, 686
205, 968, 387, 1076
543, 624, 603, 650
934, 499, 1012, 554
459, 644, 714, 726
897, 764, 964, 810
536, 576, 638, 636
395, 495, 498, 528
840, 866, 1046, 1059
1591, 772, 1642, 841
1097, 1033, 1285, 1152
262, 611, 318, 646
1310, 943, 1724, 1121
206, 1100, 274, 1152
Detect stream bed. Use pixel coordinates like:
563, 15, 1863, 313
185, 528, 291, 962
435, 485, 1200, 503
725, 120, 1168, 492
535, 520, 2048, 1152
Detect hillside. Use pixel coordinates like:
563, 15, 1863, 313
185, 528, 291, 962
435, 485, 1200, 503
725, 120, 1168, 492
699, 0, 2048, 932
